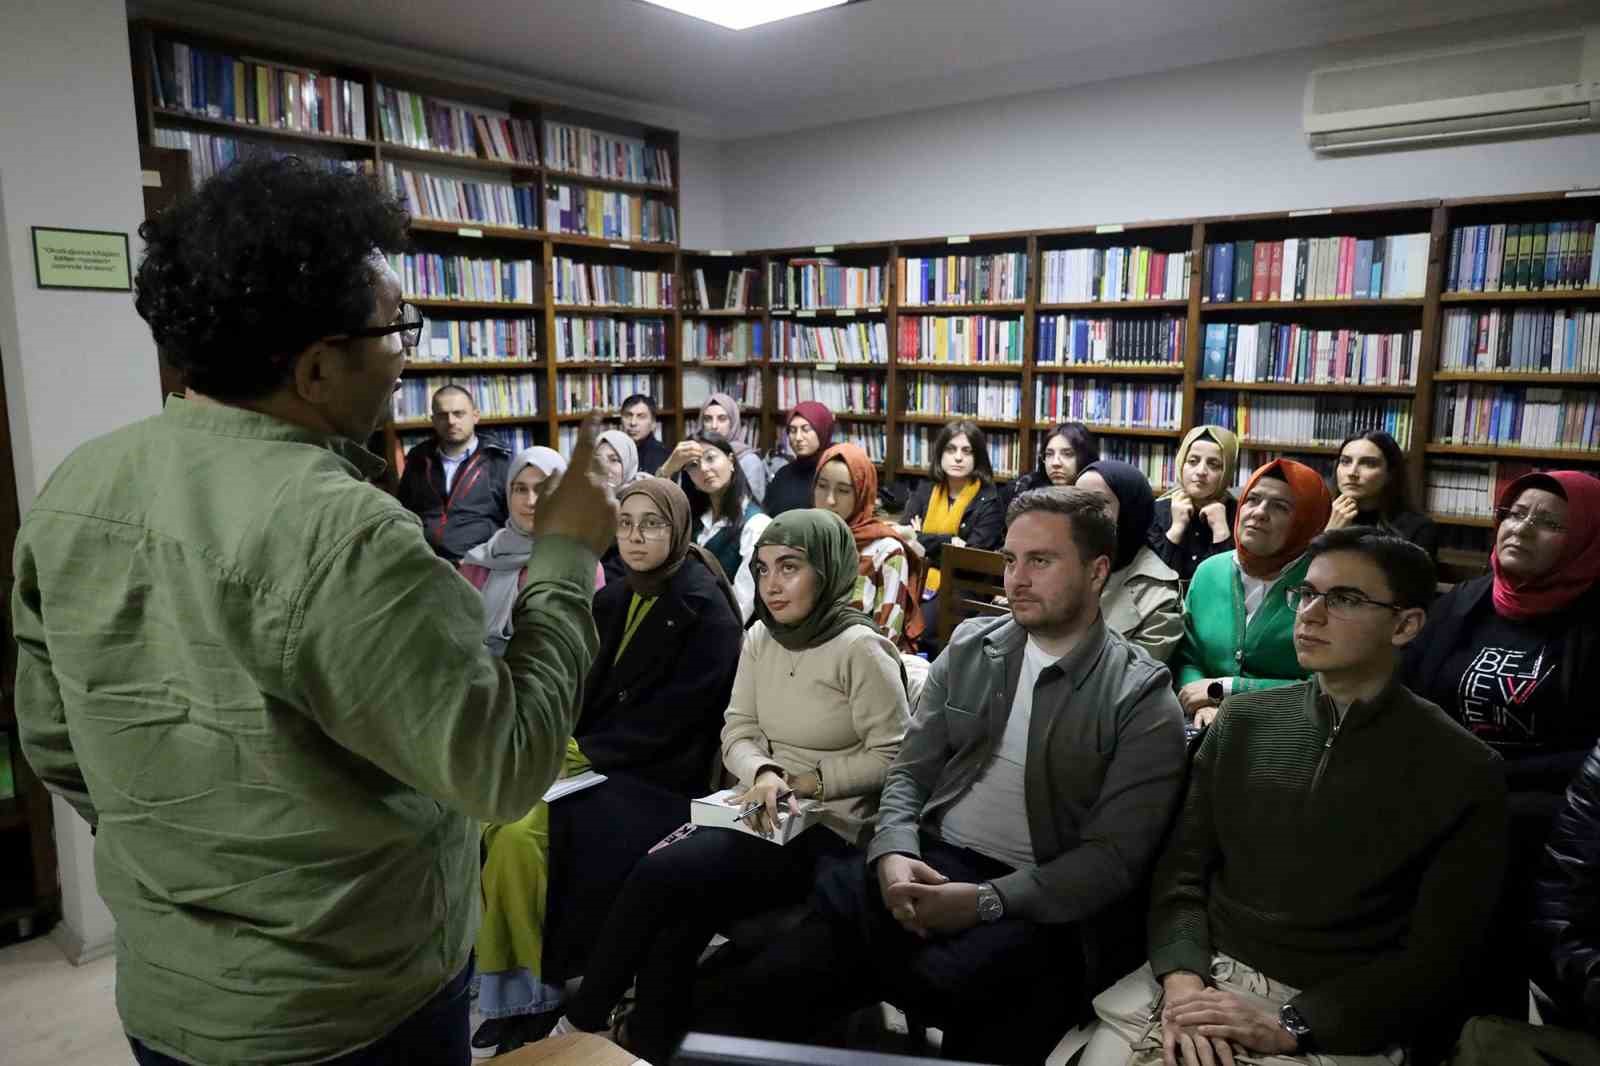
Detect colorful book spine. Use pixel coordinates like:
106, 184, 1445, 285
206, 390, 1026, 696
1040, 247, 1190, 303
406, 318, 538, 362
1202, 234, 1428, 301
150, 38, 367, 138
375, 85, 538, 161
393, 373, 543, 421
774, 370, 886, 415
897, 253, 1028, 305
553, 317, 669, 363
1036, 315, 1185, 366
773, 322, 889, 364
555, 371, 664, 414
387, 253, 538, 304
1197, 322, 1420, 386
1199, 394, 1413, 448
1032, 380, 1183, 429
901, 375, 1023, 421
552, 259, 676, 308
383, 163, 537, 228
1431, 384, 1600, 451
897, 316, 1024, 365
545, 183, 677, 244
1439, 307, 1600, 374
681, 320, 765, 362
543, 121, 673, 188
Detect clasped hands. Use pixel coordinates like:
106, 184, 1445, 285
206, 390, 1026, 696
874, 853, 979, 939
1157, 973, 1297, 1066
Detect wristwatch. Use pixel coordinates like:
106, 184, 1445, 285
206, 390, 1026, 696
1278, 1003, 1314, 1052
975, 882, 1005, 923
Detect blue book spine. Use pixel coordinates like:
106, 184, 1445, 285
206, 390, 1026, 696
1472, 226, 1488, 293
1213, 244, 1234, 304
1354, 241, 1373, 300
1203, 323, 1227, 379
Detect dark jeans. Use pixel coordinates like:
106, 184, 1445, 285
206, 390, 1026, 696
694, 840, 1082, 1066
563, 823, 854, 1063
129, 960, 473, 1066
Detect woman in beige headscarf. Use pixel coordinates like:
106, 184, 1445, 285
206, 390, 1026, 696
1147, 425, 1240, 583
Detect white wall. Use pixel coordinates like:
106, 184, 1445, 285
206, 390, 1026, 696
676, 135, 727, 249
719, 20, 1600, 249
0, 0, 161, 962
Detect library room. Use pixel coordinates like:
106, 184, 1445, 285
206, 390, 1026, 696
1, 1, 1598, 1064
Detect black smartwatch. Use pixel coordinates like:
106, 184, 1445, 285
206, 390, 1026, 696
1207, 680, 1225, 703
1278, 1003, 1314, 1052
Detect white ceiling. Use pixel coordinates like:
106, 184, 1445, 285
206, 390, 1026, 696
155, 0, 1580, 139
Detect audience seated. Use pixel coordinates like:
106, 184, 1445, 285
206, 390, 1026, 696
552, 509, 909, 1063
1009, 421, 1098, 497
1325, 431, 1437, 559
1082, 528, 1507, 1066
692, 487, 1186, 1066
1074, 460, 1183, 662
395, 383, 512, 563
621, 393, 670, 476
813, 443, 924, 651
671, 392, 768, 504
1148, 425, 1239, 583
676, 431, 772, 620
1173, 458, 1332, 727
596, 429, 642, 491
766, 402, 836, 516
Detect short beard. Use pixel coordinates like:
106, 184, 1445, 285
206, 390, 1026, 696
1016, 592, 1095, 640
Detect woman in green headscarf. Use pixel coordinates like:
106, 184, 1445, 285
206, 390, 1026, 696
1147, 424, 1241, 583
554, 508, 910, 1064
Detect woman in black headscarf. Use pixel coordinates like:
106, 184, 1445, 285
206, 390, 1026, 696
1075, 459, 1183, 662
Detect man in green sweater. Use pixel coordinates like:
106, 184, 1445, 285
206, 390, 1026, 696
1080, 528, 1508, 1066
13, 158, 616, 1066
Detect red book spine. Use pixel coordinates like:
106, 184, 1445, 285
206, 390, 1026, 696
1251, 242, 1271, 302
1267, 242, 1284, 303
1340, 236, 1356, 298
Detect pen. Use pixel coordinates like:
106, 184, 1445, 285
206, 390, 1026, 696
737, 788, 796, 823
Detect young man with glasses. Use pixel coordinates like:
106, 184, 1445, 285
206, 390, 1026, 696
1082, 527, 1507, 1066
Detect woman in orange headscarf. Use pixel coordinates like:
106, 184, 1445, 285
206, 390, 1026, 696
811, 442, 925, 651
1171, 457, 1333, 727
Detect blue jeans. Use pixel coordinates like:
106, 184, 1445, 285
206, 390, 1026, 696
128, 960, 473, 1066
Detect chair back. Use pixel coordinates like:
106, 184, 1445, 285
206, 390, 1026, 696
935, 545, 1008, 645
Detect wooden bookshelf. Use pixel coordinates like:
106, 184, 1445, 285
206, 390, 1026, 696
895, 363, 1026, 374
1439, 288, 1600, 304
404, 360, 546, 372
1033, 364, 1185, 376
1425, 444, 1600, 462
1038, 300, 1188, 311
1431, 512, 1496, 528
1195, 381, 1416, 395
1431, 372, 1599, 385
410, 299, 541, 312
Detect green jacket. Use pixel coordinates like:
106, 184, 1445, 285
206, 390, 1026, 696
1171, 549, 1311, 693
12, 398, 598, 1065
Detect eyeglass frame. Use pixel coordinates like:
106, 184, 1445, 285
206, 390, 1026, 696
1284, 583, 1403, 616
1494, 505, 1567, 535
330, 301, 424, 349
617, 515, 673, 541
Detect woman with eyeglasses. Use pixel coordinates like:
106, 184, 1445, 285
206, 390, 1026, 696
764, 401, 836, 517
1171, 458, 1333, 727
550, 508, 909, 1063
1323, 430, 1437, 559
680, 430, 771, 620
472, 477, 743, 1057
1009, 421, 1098, 497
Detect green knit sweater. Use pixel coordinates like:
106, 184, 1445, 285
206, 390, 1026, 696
1148, 677, 1507, 1053
1172, 550, 1310, 693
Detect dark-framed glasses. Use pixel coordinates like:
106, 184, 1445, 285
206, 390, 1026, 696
1494, 506, 1566, 534
338, 301, 424, 349
1285, 583, 1401, 616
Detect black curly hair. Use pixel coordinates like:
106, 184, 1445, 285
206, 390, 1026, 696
135, 156, 410, 402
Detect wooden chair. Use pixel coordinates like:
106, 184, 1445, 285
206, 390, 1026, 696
934, 545, 1009, 646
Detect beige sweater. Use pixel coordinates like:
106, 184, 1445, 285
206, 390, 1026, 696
721, 622, 909, 844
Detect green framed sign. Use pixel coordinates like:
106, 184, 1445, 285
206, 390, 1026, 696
31, 226, 132, 292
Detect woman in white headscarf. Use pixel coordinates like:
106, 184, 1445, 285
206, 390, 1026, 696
460, 446, 604, 655
596, 429, 643, 491
660, 392, 769, 505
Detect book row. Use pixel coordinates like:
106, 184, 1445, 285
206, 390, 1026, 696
393, 374, 543, 422
774, 370, 887, 415
148, 38, 368, 138
897, 253, 1027, 306
545, 183, 678, 244
387, 253, 539, 305
1092, 438, 1178, 492
902, 428, 1022, 478
1230, 450, 1335, 493
1439, 307, 1600, 375
682, 321, 765, 362
1201, 323, 1422, 386
375, 85, 539, 163
1445, 221, 1599, 294
552, 260, 677, 309
555, 372, 665, 415
768, 259, 887, 310
773, 322, 891, 365
683, 369, 762, 410
153, 130, 367, 190
1040, 247, 1190, 304
897, 316, 1025, 366
406, 318, 539, 363
1037, 315, 1185, 368
383, 163, 537, 229
901, 376, 1023, 421
841, 426, 889, 464
543, 121, 673, 189
1432, 385, 1600, 453
689, 268, 761, 312
1034, 381, 1183, 430
1203, 234, 1429, 303
553, 317, 670, 363
1199, 394, 1414, 448
1424, 460, 1549, 518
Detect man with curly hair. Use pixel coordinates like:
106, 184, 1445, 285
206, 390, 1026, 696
10, 157, 616, 1066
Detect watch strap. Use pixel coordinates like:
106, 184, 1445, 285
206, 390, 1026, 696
1277, 1003, 1314, 1053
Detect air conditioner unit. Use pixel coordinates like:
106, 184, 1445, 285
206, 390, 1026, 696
1305, 27, 1600, 153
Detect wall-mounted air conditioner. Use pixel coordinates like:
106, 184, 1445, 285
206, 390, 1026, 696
1305, 27, 1600, 153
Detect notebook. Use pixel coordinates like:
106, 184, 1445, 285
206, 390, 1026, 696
690, 788, 825, 846
543, 770, 607, 803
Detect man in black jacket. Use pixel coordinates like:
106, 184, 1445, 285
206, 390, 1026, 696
396, 385, 511, 562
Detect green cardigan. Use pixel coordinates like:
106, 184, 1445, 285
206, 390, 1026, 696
1172, 549, 1311, 693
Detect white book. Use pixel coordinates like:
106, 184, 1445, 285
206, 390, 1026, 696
689, 788, 826, 846
1281, 239, 1299, 302
544, 770, 607, 803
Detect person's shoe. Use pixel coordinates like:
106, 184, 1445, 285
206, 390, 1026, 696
470, 1018, 507, 1059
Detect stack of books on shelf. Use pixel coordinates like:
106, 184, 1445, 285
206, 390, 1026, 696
897, 316, 1024, 366
1036, 315, 1185, 367
553, 260, 676, 308
1424, 459, 1545, 518
773, 321, 889, 364
839, 425, 888, 463
408, 319, 538, 363
153, 129, 367, 189
543, 122, 673, 187
689, 267, 761, 311
1040, 247, 1190, 303
1439, 307, 1600, 373
556, 371, 663, 414
1232, 450, 1335, 491
545, 184, 678, 244
375, 86, 538, 161
1431, 385, 1600, 452
683, 369, 762, 409
147, 38, 368, 137
768, 259, 886, 309
1097, 439, 1177, 491
682, 320, 764, 362
901, 375, 1022, 421
388, 253, 539, 304
1201, 394, 1413, 448
1445, 221, 1599, 293
897, 253, 1027, 305
774, 369, 886, 415
1201, 324, 1421, 385
1203, 233, 1429, 302
900, 428, 1021, 477
1034, 380, 1182, 430
383, 164, 537, 228
554, 317, 668, 363
393, 373, 542, 422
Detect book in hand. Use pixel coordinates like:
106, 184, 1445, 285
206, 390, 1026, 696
543, 770, 607, 803
691, 787, 824, 846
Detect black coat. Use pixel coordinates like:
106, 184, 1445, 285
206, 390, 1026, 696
576, 556, 743, 798
1533, 740, 1600, 1031
903, 478, 1006, 566
395, 435, 511, 563
635, 434, 671, 478
1146, 496, 1237, 584
1350, 508, 1439, 561
764, 456, 819, 517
